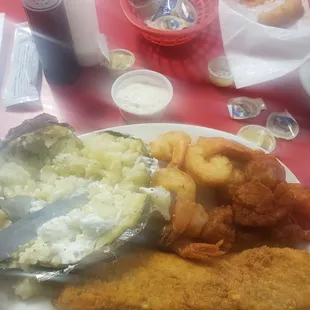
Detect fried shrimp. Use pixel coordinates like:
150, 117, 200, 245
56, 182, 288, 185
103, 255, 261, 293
274, 182, 310, 219
197, 137, 256, 162
233, 181, 292, 227
258, 0, 304, 27
161, 199, 234, 260
161, 199, 209, 246
150, 131, 191, 167
220, 168, 247, 203
246, 153, 286, 190
271, 223, 310, 246
152, 167, 196, 202
168, 238, 225, 261
185, 138, 255, 187
161, 199, 225, 261
185, 143, 232, 186
171, 199, 209, 238
200, 205, 236, 251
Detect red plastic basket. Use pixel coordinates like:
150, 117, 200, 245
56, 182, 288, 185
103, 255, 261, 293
120, 0, 218, 46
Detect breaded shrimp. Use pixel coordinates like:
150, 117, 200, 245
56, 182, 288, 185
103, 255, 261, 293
233, 181, 292, 227
185, 144, 232, 187
197, 137, 256, 162
220, 168, 247, 203
200, 205, 236, 252
274, 182, 310, 219
185, 138, 255, 187
168, 238, 225, 261
246, 153, 286, 190
171, 199, 209, 238
152, 167, 196, 202
258, 0, 304, 27
161, 199, 234, 260
150, 131, 191, 167
271, 223, 310, 246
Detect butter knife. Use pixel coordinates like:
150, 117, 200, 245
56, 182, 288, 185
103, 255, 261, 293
0, 192, 88, 263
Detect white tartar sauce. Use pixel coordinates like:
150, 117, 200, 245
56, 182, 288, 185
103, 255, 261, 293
115, 82, 170, 114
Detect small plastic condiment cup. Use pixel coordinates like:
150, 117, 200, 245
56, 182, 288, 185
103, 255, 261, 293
109, 49, 136, 78
208, 56, 234, 88
237, 125, 276, 153
111, 69, 173, 123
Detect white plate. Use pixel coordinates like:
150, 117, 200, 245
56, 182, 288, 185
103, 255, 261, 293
299, 59, 310, 97
103, 123, 299, 183
1, 123, 299, 310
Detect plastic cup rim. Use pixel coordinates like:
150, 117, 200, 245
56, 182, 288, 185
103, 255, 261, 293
111, 69, 174, 116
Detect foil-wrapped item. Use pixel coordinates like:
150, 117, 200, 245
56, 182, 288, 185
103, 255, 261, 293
0, 129, 163, 283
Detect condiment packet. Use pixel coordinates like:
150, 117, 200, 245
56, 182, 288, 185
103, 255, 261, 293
1, 23, 42, 111
146, 15, 192, 30
147, 0, 196, 30
152, 0, 195, 22
266, 110, 299, 140
228, 97, 266, 120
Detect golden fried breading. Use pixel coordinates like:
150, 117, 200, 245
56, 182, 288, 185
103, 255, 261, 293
240, 0, 268, 7
233, 227, 270, 251
54, 247, 310, 310
200, 205, 236, 251
245, 154, 286, 190
275, 182, 310, 218
160, 199, 226, 261
291, 212, 310, 230
271, 223, 310, 246
233, 181, 292, 227
220, 168, 246, 203
258, 0, 304, 27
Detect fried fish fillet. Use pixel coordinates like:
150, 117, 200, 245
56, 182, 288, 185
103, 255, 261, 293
54, 246, 310, 310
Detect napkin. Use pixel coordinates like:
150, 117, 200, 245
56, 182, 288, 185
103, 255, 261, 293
219, 0, 310, 88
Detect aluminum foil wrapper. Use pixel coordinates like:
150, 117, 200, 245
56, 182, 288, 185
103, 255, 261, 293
0, 130, 162, 282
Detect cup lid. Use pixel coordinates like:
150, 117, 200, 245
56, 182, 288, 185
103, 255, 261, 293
23, 0, 62, 11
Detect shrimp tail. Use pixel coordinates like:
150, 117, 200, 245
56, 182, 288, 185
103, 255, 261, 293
170, 238, 225, 261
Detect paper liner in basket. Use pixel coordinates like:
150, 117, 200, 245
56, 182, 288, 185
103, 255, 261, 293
219, 0, 310, 88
